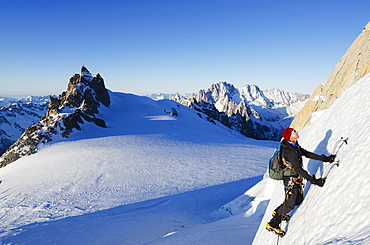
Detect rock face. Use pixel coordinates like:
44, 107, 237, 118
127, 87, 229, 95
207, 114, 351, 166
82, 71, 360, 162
0, 66, 110, 167
291, 22, 370, 130
171, 82, 309, 140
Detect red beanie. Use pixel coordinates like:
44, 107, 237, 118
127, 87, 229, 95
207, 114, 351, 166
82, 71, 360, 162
282, 128, 294, 140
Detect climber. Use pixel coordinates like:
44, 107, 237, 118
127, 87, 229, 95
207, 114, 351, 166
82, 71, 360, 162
266, 128, 335, 237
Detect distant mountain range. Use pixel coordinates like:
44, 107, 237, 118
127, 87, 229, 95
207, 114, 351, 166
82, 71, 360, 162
0, 96, 51, 155
0, 67, 308, 164
171, 82, 309, 140
145, 93, 176, 100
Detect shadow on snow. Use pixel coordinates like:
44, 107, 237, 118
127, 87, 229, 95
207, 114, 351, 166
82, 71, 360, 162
1, 176, 262, 245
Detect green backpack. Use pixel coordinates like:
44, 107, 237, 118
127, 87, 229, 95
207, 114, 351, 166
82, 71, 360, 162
268, 143, 289, 180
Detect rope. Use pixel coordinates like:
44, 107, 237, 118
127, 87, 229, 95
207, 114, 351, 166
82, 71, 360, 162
276, 181, 293, 245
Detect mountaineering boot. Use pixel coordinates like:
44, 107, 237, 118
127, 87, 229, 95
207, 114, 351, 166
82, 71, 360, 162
272, 210, 291, 222
266, 222, 285, 237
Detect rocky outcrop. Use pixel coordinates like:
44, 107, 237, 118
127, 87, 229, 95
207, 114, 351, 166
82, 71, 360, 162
0, 66, 110, 167
171, 82, 309, 140
291, 22, 370, 130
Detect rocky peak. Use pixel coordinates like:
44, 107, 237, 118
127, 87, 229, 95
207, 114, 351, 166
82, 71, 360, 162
62, 66, 110, 110
171, 82, 309, 140
211, 82, 238, 97
291, 22, 370, 130
81, 65, 93, 78
0, 66, 111, 167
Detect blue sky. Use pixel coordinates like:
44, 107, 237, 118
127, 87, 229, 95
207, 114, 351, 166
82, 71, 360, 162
1, 0, 369, 97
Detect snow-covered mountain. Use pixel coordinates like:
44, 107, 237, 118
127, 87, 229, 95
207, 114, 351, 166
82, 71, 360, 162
145, 93, 176, 100
0, 68, 277, 244
0, 96, 50, 155
0, 66, 110, 167
171, 82, 309, 140
0, 78, 307, 164
0, 66, 368, 244
0, 97, 19, 108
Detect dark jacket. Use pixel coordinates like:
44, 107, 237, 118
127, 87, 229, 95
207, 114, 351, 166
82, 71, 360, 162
281, 139, 324, 183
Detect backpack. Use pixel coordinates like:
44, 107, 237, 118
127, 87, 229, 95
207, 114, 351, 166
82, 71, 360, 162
268, 143, 291, 180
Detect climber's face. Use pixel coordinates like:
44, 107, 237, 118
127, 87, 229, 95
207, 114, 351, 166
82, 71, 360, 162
290, 129, 299, 142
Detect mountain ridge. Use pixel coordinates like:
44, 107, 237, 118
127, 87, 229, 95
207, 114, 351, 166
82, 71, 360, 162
171, 81, 308, 140
0, 66, 110, 167
0, 96, 50, 155
0, 71, 307, 166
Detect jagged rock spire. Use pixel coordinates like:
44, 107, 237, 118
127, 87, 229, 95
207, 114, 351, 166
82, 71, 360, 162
0, 66, 111, 167
81, 65, 92, 77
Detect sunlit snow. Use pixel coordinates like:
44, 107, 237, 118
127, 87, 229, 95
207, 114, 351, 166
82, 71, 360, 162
0, 72, 369, 244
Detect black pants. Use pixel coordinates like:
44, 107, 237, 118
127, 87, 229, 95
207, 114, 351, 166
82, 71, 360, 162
269, 177, 303, 228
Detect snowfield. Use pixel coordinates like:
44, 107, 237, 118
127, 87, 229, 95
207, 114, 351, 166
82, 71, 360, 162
0, 73, 369, 244
0, 92, 275, 244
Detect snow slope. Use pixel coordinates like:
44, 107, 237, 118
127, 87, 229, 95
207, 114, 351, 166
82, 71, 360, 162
252, 74, 370, 244
0, 92, 276, 244
1, 71, 369, 244
158, 74, 370, 244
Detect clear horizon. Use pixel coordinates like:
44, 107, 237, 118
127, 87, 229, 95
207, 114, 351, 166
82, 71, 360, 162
1, 0, 369, 97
